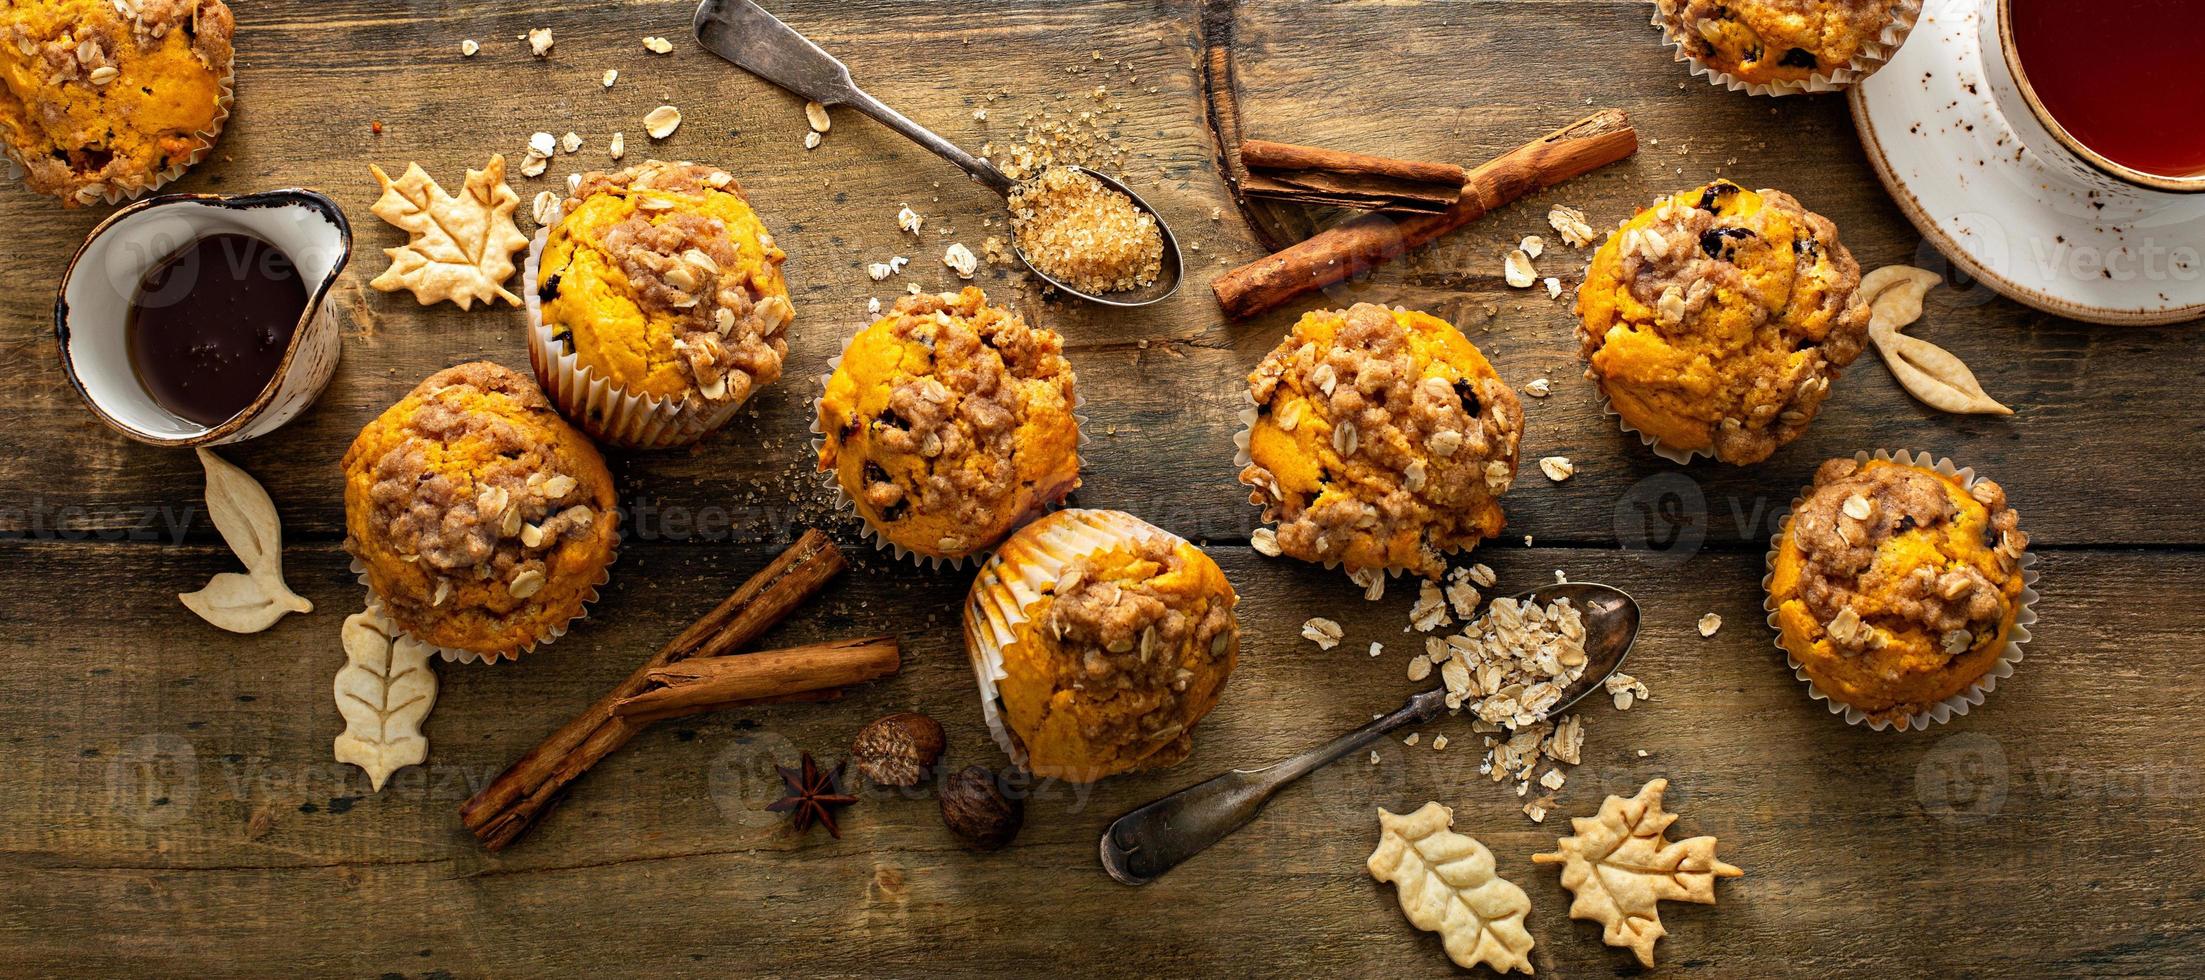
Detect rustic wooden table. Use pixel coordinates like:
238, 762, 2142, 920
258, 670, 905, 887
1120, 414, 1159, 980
4, 1, 2201, 976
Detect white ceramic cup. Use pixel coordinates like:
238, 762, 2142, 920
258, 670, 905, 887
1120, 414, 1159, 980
55, 189, 351, 446
1981, 0, 2205, 199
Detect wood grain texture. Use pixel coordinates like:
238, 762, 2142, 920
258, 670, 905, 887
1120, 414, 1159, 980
1, 1, 2200, 977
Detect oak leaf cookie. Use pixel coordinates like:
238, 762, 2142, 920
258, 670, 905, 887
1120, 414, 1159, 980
1367, 801, 1536, 974
1531, 778, 1742, 967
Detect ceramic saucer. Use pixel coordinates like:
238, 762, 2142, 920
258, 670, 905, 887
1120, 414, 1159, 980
1850, 0, 2205, 325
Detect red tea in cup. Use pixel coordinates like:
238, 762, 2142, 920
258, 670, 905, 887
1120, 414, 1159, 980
2009, 0, 2205, 179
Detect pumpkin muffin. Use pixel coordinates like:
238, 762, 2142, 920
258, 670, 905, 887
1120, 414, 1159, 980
0, 0, 234, 207
817, 287, 1080, 563
1657, 0, 1911, 86
533, 160, 793, 446
1577, 180, 1870, 465
1239, 303, 1522, 579
342, 362, 620, 662
1767, 456, 2029, 725
963, 509, 1239, 783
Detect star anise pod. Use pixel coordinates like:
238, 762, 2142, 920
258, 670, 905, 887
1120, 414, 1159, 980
766, 752, 857, 838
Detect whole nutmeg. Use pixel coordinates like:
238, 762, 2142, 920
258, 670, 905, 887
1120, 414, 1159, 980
849, 712, 946, 787
939, 765, 1023, 850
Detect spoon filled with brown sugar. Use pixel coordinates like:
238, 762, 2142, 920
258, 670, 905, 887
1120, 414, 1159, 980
693, 0, 1183, 306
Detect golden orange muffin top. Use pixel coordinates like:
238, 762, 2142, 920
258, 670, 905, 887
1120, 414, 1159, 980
1577, 180, 1869, 465
985, 512, 1238, 783
1240, 303, 1522, 578
1660, 0, 1901, 84
0, 0, 233, 206
1769, 458, 2028, 723
341, 362, 619, 658
538, 160, 793, 406
818, 287, 1080, 561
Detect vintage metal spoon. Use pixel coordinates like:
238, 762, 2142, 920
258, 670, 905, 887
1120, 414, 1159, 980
1099, 582, 1641, 886
691, 0, 1183, 306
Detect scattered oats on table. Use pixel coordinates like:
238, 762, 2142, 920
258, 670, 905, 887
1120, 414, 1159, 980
1548, 204, 1596, 248
804, 101, 831, 133
642, 35, 674, 54
607, 132, 625, 160
1605, 672, 1650, 711
1469, 563, 1497, 588
559, 132, 581, 154
1431, 734, 1449, 751
1404, 733, 1420, 746
1698, 612, 1723, 637
897, 206, 923, 235
942, 243, 978, 279
1539, 456, 1575, 482
644, 105, 682, 139
1519, 235, 1545, 259
1250, 526, 1281, 557
1301, 617, 1343, 650
1504, 249, 1537, 288
601, 69, 617, 88
1544, 277, 1563, 299
526, 28, 553, 57
1368, 641, 1383, 658
803, 131, 821, 150
460, 39, 479, 57
1524, 378, 1551, 398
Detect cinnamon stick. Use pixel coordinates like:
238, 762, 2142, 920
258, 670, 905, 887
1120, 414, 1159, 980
1212, 109, 1639, 320
611, 636, 900, 722
460, 529, 848, 851
1240, 139, 1469, 213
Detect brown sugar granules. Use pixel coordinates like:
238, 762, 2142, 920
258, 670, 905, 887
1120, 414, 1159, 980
1007, 166, 1163, 294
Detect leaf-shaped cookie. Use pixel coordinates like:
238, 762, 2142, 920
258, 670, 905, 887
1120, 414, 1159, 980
1531, 778, 1741, 968
334, 606, 437, 792
1368, 801, 1537, 975
367, 154, 531, 309
179, 449, 312, 633
1862, 265, 2012, 416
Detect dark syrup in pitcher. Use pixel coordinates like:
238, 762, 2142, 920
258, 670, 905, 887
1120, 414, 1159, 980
125, 233, 308, 427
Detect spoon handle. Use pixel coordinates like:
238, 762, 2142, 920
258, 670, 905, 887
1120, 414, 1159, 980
1099, 687, 1449, 885
838, 88, 1015, 195
692, 0, 1012, 195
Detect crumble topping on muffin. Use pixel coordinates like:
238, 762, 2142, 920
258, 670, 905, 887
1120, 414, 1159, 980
965, 509, 1239, 783
1769, 457, 2028, 723
0, 0, 234, 206
818, 287, 1080, 560
342, 362, 619, 658
539, 160, 793, 408
1240, 303, 1523, 578
1031, 532, 1237, 772
1577, 180, 1869, 464
1660, 0, 1901, 85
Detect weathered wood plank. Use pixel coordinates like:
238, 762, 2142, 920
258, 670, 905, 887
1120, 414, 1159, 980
1, 1, 2200, 976
0, 2, 2198, 549
0, 539, 2198, 976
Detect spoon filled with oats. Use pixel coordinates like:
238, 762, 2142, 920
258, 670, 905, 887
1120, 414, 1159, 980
1099, 582, 1642, 886
693, 0, 1183, 306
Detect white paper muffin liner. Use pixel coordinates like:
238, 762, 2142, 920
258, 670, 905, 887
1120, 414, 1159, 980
523, 202, 749, 450
348, 518, 618, 666
1231, 390, 1498, 584
805, 307, 1087, 571
1595, 387, 1709, 465
1761, 449, 2037, 732
961, 508, 1196, 770
1650, 0, 1923, 97
5, 68, 232, 207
